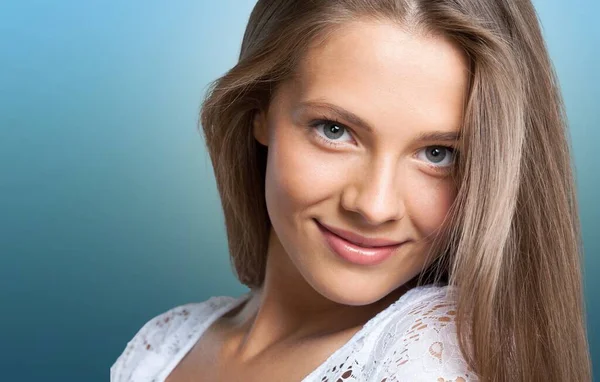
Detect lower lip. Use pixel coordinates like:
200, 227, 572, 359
316, 221, 404, 266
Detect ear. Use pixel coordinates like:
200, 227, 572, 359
252, 110, 269, 146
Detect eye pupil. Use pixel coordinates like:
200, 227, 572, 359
425, 146, 448, 163
323, 123, 344, 139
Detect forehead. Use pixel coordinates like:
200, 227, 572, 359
288, 20, 470, 133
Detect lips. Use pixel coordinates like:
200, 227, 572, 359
315, 219, 405, 266
316, 220, 403, 247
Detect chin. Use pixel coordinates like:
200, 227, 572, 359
300, 267, 412, 307
303, 233, 423, 306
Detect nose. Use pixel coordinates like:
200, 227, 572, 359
340, 156, 405, 225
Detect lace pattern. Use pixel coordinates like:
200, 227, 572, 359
111, 285, 479, 381
110, 297, 240, 382
302, 285, 478, 381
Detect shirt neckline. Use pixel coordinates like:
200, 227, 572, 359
301, 283, 446, 380
156, 293, 252, 382
157, 284, 448, 382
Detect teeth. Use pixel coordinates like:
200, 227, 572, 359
327, 226, 392, 248
341, 236, 379, 248
351, 240, 377, 248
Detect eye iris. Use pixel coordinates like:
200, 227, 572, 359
323, 123, 344, 139
426, 147, 447, 163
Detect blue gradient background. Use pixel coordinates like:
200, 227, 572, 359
0, 1, 597, 381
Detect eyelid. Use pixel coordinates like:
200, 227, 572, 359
309, 118, 357, 146
309, 117, 351, 132
307, 116, 459, 169
414, 146, 456, 170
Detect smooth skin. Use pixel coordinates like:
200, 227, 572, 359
167, 19, 469, 382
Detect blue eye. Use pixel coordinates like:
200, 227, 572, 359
322, 123, 344, 139
312, 120, 354, 143
417, 146, 455, 167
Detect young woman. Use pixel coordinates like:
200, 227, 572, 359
111, 1, 592, 381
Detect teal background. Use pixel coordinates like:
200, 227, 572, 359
0, 1, 597, 381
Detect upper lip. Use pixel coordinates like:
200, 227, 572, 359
316, 220, 404, 248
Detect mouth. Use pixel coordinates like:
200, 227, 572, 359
314, 219, 406, 266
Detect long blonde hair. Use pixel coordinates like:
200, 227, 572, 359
199, 0, 592, 380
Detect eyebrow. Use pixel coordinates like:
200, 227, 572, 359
414, 131, 461, 143
298, 101, 374, 132
298, 100, 461, 143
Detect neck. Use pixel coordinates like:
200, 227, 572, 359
225, 228, 416, 361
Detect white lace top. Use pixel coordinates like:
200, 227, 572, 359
111, 284, 478, 381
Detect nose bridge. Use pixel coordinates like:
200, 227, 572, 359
344, 154, 404, 225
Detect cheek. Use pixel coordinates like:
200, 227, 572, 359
405, 174, 456, 237
264, 126, 346, 216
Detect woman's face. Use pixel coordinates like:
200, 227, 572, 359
253, 20, 469, 306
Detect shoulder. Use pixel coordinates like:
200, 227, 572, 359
370, 284, 479, 381
110, 296, 239, 382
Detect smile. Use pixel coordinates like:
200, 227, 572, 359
315, 219, 406, 266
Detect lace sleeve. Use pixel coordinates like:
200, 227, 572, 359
372, 294, 479, 382
110, 297, 239, 382
110, 304, 196, 382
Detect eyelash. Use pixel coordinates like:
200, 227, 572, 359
308, 118, 353, 148
307, 117, 458, 173
420, 149, 457, 174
